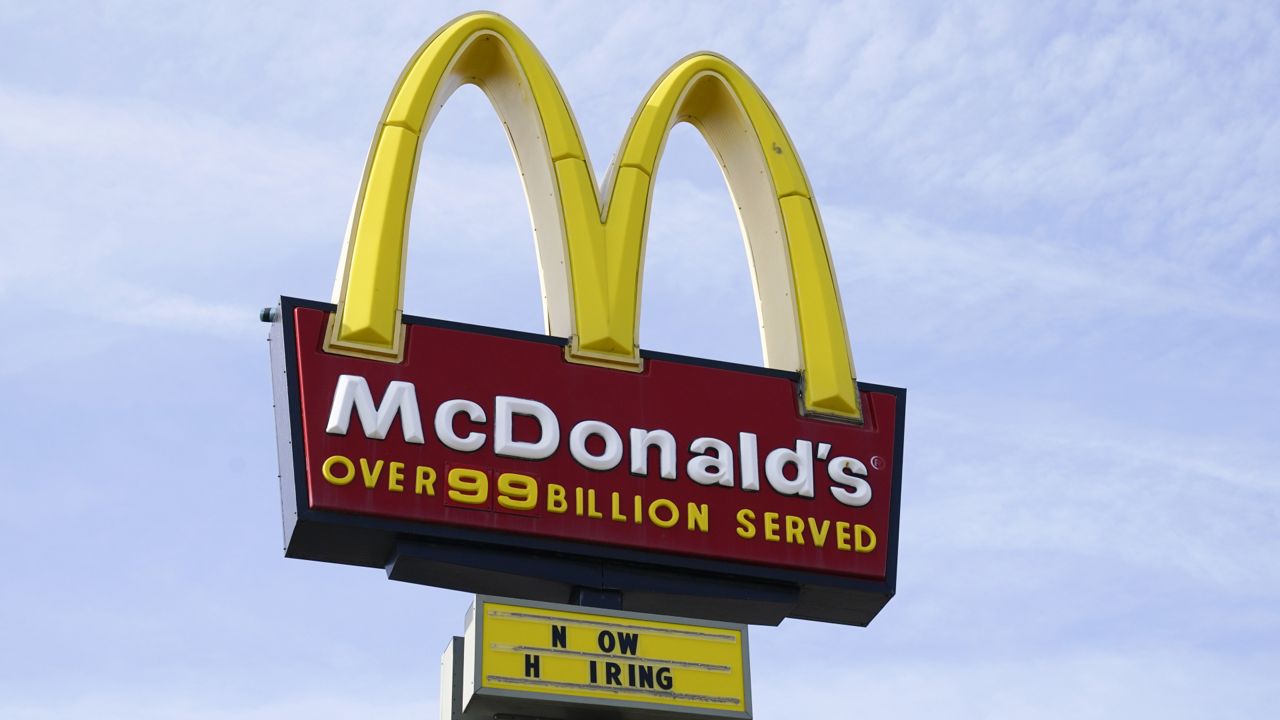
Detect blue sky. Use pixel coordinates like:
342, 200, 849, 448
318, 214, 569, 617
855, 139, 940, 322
1, 1, 1277, 717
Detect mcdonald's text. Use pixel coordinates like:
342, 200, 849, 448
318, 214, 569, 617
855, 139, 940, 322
272, 299, 903, 624
324, 377, 877, 508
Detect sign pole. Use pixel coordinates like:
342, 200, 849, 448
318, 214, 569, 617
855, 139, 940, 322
569, 587, 624, 611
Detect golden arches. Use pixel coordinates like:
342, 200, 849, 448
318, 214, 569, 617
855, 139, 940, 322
327, 12, 862, 422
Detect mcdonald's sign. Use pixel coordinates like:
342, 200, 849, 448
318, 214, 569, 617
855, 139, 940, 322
267, 12, 905, 627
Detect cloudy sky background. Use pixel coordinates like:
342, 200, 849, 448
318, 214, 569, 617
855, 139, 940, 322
2, 1, 1277, 717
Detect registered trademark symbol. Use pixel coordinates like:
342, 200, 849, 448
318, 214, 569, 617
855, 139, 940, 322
870, 456, 884, 470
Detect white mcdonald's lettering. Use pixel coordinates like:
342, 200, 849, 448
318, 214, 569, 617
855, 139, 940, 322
433, 398, 485, 452
493, 396, 559, 461
325, 374, 873, 507
568, 420, 624, 472
325, 374, 424, 444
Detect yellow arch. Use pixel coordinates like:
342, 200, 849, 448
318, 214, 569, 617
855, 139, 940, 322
327, 11, 862, 422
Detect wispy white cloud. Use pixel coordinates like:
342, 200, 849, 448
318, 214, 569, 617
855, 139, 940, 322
907, 400, 1280, 586
0, 84, 355, 354
0, 2, 1275, 718
0, 695, 435, 720
826, 204, 1280, 344
748, 643, 1279, 718
724, 2, 1280, 282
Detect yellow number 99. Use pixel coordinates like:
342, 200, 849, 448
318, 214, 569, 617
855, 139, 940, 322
497, 473, 538, 510
447, 468, 489, 505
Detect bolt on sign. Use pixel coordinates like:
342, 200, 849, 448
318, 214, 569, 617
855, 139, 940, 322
267, 11, 906, 627
444, 596, 750, 719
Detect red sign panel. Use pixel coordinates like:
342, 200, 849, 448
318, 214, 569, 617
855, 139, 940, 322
271, 298, 904, 625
